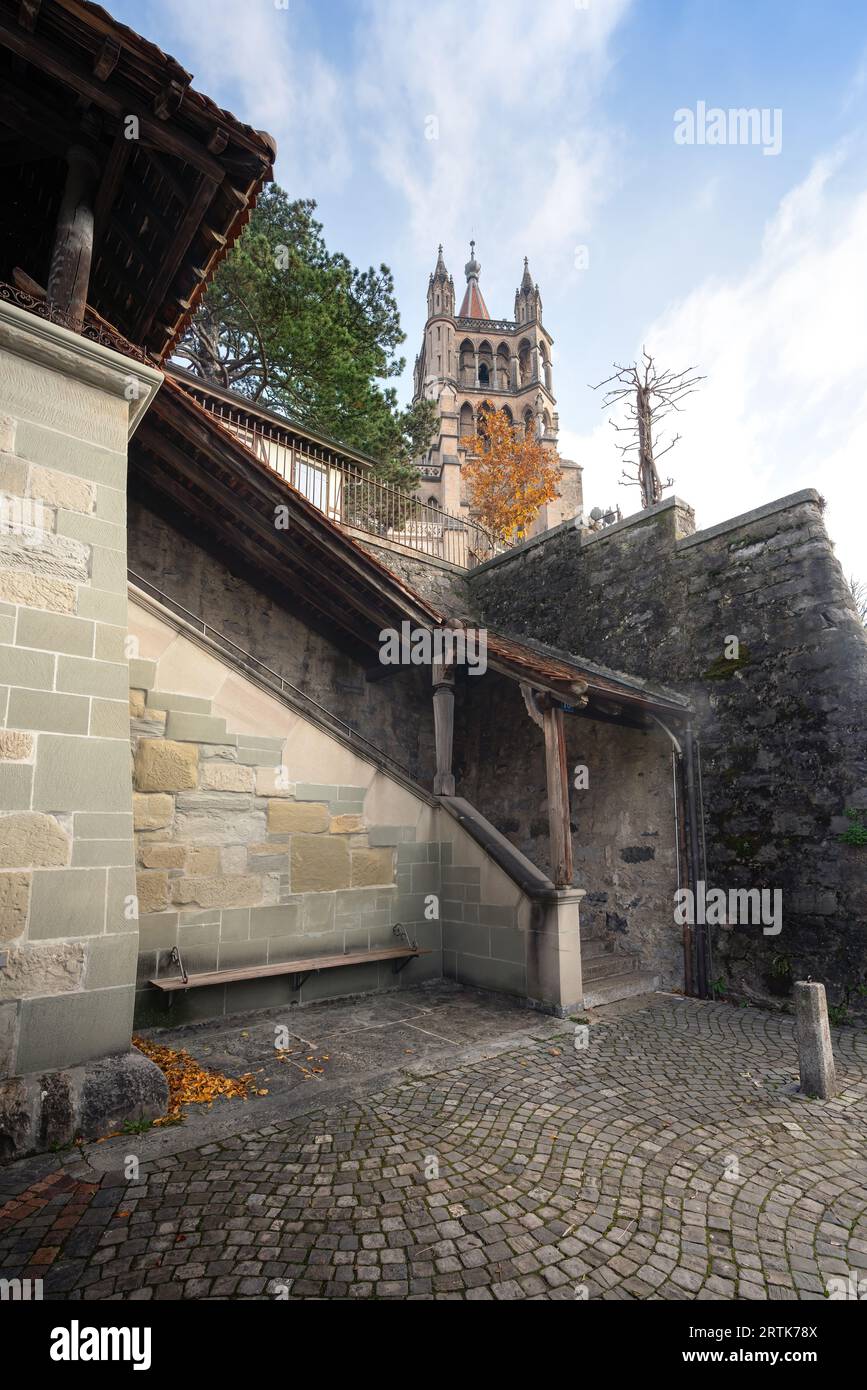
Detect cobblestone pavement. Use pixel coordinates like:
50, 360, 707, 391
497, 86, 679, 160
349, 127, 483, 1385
2, 991, 866, 1300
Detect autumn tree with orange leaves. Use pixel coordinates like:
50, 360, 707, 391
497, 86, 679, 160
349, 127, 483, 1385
462, 407, 561, 542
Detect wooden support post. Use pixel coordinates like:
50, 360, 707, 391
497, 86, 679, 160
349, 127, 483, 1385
542, 702, 573, 887
432, 659, 455, 796
521, 683, 573, 888
47, 145, 99, 331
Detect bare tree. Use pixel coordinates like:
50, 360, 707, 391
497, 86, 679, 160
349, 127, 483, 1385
849, 575, 867, 625
592, 350, 705, 509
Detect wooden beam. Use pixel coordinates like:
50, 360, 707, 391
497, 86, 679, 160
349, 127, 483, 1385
46, 144, 99, 330
0, 13, 227, 182
154, 79, 187, 121
542, 702, 573, 888
18, 0, 40, 32
93, 37, 120, 82
522, 684, 573, 887
207, 126, 228, 155
135, 172, 217, 338
92, 124, 130, 244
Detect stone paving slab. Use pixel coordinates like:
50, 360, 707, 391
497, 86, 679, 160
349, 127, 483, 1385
1, 989, 866, 1301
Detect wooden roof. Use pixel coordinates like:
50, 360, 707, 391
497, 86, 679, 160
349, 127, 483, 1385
131, 382, 691, 721
0, 0, 274, 356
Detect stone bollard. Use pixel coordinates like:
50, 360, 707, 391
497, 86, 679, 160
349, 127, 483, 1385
794, 981, 837, 1100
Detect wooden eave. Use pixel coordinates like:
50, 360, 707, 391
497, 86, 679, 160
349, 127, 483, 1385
0, 0, 274, 356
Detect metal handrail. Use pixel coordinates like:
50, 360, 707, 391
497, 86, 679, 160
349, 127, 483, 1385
127, 570, 431, 792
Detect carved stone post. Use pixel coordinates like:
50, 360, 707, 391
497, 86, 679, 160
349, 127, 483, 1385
47, 146, 100, 331
432, 659, 455, 796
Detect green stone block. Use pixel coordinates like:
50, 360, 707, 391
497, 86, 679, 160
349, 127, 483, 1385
76, 587, 128, 626
33, 734, 132, 812
250, 903, 300, 938
89, 544, 126, 594
76, 812, 134, 839
147, 691, 212, 714
28, 867, 107, 939
7, 687, 89, 735
15, 420, 125, 488
219, 908, 251, 942
16, 609, 93, 657
295, 783, 338, 802
218, 938, 268, 971
90, 698, 130, 739
0, 762, 33, 809
72, 838, 135, 868
94, 485, 126, 526
94, 623, 128, 662
106, 866, 137, 933
57, 511, 125, 552
0, 643, 55, 689
0, 615, 14, 644
57, 654, 128, 699
165, 710, 232, 744
17, 986, 135, 1073
138, 913, 179, 950
128, 658, 157, 690
86, 932, 138, 989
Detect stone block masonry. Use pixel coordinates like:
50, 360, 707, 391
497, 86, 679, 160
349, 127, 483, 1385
0, 302, 167, 1159
468, 490, 867, 1014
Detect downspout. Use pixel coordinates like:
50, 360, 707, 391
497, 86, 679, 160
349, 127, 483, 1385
650, 714, 706, 999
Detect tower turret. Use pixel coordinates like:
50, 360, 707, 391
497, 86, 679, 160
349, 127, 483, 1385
427, 244, 455, 318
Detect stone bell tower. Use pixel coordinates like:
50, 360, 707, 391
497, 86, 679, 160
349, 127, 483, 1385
411, 242, 582, 535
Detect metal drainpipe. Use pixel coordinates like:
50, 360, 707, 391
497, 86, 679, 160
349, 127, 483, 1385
682, 722, 709, 998
650, 715, 694, 997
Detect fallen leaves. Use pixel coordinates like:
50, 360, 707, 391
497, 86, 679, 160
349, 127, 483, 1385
133, 1035, 254, 1123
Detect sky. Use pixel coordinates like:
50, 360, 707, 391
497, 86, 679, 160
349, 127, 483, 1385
116, 0, 867, 585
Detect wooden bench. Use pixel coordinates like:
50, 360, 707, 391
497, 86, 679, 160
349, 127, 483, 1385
149, 926, 429, 996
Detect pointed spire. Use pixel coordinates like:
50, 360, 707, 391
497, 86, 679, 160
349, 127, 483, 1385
431, 243, 449, 282
520, 256, 533, 291
458, 238, 490, 319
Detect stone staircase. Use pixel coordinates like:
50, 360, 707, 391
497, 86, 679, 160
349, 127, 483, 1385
581, 925, 658, 1008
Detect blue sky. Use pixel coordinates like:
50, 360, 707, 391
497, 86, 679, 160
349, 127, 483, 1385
115, 0, 867, 583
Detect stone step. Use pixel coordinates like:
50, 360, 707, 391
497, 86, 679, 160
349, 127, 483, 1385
582, 954, 642, 983
147, 690, 213, 715
583, 970, 659, 1009
164, 710, 235, 745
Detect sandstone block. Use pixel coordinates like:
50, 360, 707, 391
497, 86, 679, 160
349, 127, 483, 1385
0, 569, 76, 613
0, 812, 70, 869
351, 848, 395, 887
0, 942, 85, 1000
136, 871, 169, 914
201, 762, 255, 793
268, 800, 329, 834
28, 464, 95, 515
134, 739, 198, 792
0, 529, 89, 582
186, 846, 221, 874
132, 793, 173, 831
0, 871, 30, 942
129, 689, 147, 718
291, 835, 351, 892
255, 766, 294, 797
330, 814, 365, 834
0, 732, 33, 761
170, 875, 262, 909
139, 844, 186, 870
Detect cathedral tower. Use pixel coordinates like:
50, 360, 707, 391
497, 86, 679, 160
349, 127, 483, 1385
412, 242, 581, 534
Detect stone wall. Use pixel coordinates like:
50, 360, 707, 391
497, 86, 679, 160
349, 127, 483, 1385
0, 303, 167, 1158
129, 594, 553, 1023
468, 490, 867, 1016
127, 495, 437, 787
454, 669, 681, 987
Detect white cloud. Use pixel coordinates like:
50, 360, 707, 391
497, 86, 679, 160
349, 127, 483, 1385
569, 145, 867, 585
353, 0, 631, 289
159, 0, 350, 189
